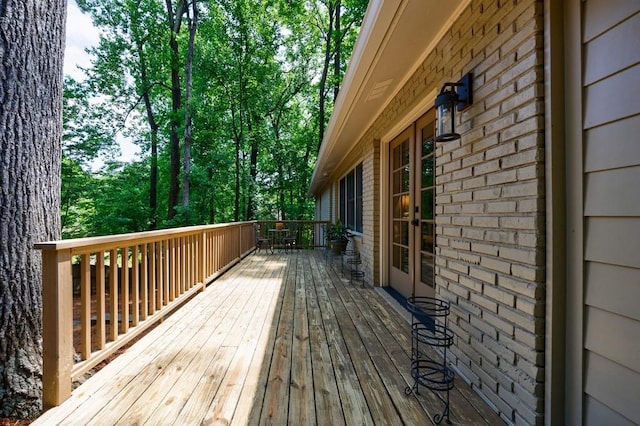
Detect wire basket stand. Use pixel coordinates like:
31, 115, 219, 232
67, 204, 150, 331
404, 296, 454, 424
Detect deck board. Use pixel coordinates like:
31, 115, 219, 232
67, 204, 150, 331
309, 253, 373, 425
305, 254, 346, 426
34, 251, 503, 425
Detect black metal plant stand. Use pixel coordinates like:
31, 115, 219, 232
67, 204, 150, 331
404, 297, 454, 424
344, 250, 365, 286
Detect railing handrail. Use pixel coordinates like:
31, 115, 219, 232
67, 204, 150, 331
35, 220, 331, 410
35, 221, 254, 252
36, 221, 260, 410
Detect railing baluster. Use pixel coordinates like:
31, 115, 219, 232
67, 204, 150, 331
132, 245, 139, 327
162, 240, 173, 307
179, 237, 184, 294
193, 235, 199, 288
175, 238, 179, 295
187, 237, 191, 289
198, 231, 205, 288
185, 236, 190, 291
80, 253, 91, 360
185, 236, 189, 292
169, 239, 175, 302
185, 236, 190, 290
213, 231, 218, 271
37, 221, 327, 407
176, 237, 181, 297
96, 251, 106, 350
174, 238, 178, 294
141, 243, 148, 320
120, 246, 130, 334
149, 242, 156, 315
109, 249, 118, 342
156, 242, 163, 310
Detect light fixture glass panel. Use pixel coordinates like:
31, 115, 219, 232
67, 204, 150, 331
434, 85, 463, 142
436, 100, 454, 139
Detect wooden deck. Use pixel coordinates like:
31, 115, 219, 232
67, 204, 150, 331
34, 250, 501, 425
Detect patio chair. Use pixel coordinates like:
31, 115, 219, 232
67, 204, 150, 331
254, 224, 273, 254
282, 236, 296, 253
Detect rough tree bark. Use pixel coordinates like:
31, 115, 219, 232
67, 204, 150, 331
135, 40, 160, 230
0, 0, 65, 418
333, 0, 341, 101
317, 0, 341, 153
182, 0, 198, 223
165, 0, 186, 221
317, 0, 334, 153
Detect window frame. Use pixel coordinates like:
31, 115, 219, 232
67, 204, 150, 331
339, 163, 363, 233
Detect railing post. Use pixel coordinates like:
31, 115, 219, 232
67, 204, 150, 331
41, 248, 73, 408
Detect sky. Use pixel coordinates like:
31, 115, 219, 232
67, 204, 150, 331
64, 0, 140, 166
64, 0, 99, 81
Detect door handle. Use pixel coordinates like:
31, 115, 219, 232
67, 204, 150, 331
411, 219, 420, 226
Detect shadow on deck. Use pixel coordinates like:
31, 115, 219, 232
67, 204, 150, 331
34, 250, 501, 425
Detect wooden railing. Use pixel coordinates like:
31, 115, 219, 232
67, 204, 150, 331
254, 220, 330, 249
35, 222, 256, 408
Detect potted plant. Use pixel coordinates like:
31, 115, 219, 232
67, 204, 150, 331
327, 220, 350, 255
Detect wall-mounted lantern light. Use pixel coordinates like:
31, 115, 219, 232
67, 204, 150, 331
434, 73, 473, 142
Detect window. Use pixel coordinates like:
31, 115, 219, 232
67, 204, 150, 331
339, 163, 363, 233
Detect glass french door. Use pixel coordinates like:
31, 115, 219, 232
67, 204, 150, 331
389, 110, 436, 299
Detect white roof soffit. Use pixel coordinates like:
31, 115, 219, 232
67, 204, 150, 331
309, 0, 468, 195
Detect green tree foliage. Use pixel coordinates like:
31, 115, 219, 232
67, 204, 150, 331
89, 162, 152, 235
60, 157, 94, 237
62, 0, 367, 238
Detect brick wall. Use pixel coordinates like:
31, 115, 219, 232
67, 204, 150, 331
434, 1, 545, 424
333, 0, 546, 423
359, 139, 380, 285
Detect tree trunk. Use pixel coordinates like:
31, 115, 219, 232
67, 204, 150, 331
182, 1, 198, 224
0, 0, 65, 417
149, 122, 159, 229
277, 162, 285, 220
167, 35, 181, 221
246, 113, 259, 221
333, 0, 341, 101
165, 0, 186, 221
234, 137, 241, 222
226, 92, 242, 223
208, 167, 215, 223
317, 1, 335, 152
136, 41, 159, 230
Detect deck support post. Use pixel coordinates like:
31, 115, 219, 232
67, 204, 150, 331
41, 248, 73, 408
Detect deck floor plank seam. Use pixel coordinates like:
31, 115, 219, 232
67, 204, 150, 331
243, 254, 290, 426
288, 253, 316, 425
327, 253, 500, 425
318, 255, 402, 425
257, 253, 298, 425
81, 255, 274, 425
230, 253, 288, 425
200, 256, 282, 425
324, 254, 437, 425
33, 250, 503, 426
312, 251, 373, 425
49, 269, 243, 425
97, 256, 272, 424
140, 253, 282, 425
304, 252, 346, 426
